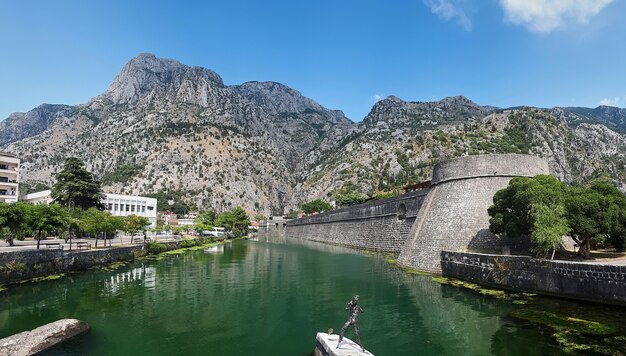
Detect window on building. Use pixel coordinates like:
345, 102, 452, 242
108, 203, 113, 211
126, 204, 130, 212
131, 205, 135, 212
147, 206, 154, 211
142, 206, 146, 213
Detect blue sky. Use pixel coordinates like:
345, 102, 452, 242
1, 0, 625, 122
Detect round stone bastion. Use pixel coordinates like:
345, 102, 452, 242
397, 154, 550, 273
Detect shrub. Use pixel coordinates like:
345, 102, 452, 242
146, 241, 167, 254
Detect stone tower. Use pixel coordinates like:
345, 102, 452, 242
397, 154, 549, 273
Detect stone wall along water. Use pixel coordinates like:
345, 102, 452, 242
441, 251, 626, 305
0, 241, 180, 285
285, 190, 427, 252
397, 154, 550, 273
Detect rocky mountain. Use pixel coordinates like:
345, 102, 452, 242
559, 106, 626, 131
291, 97, 626, 204
2, 53, 625, 216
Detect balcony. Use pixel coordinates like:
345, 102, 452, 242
0, 165, 18, 175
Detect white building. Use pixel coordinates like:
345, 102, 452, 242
0, 151, 20, 204
23, 190, 158, 228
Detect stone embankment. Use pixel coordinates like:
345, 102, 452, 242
441, 251, 626, 306
0, 319, 90, 356
0, 241, 180, 285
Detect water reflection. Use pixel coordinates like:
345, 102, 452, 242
0, 237, 623, 355
103, 266, 157, 295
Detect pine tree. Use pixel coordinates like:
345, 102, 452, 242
51, 157, 106, 210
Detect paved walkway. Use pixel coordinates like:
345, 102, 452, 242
0, 234, 180, 253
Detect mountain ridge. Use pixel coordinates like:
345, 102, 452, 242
2, 53, 625, 215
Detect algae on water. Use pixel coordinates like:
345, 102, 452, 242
510, 309, 616, 336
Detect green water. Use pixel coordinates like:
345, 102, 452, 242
1, 238, 625, 355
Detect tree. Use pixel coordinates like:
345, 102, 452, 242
301, 199, 332, 214
529, 204, 570, 259
231, 206, 250, 238
589, 182, 626, 252
214, 207, 250, 238
123, 215, 151, 243
489, 175, 626, 259
333, 188, 368, 207
79, 208, 120, 248
0, 202, 32, 246
195, 210, 216, 230
51, 157, 105, 210
31, 204, 69, 249
488, 175, 568, 238
170, 202, 189, 216
488, 175, 570, 258
215, 211, 235, 233
564, 186, 615, 259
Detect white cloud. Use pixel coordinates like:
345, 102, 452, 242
372, 94, 384, 103
499, 0, 613, 33
424, 0, 473, 31
599, 96, 626, 107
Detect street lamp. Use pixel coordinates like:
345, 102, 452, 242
68, 199, 75, 250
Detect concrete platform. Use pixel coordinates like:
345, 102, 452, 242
315, 332, 373, 356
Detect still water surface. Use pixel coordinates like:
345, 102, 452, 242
1, 237, 625, 355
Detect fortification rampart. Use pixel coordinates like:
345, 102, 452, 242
397, 154, 550, 272
284, 190, 427, 252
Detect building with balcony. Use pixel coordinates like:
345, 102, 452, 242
23, 190, 158, 227
0, 151, 20, 203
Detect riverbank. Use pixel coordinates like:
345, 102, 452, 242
0, 237, 229, 287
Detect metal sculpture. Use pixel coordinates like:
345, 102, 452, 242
337, 295, 364, 352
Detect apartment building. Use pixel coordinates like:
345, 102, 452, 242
0, 151, 19, 203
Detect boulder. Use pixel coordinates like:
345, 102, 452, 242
0, 319, 90, 356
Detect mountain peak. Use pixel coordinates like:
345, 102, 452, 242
101, 53, 224, 105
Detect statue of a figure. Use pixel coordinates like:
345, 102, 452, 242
337, 295, 364, 351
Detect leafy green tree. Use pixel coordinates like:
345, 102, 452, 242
195, 210, 216, 230
31, 204, 69, 249
301, 199, 332, 214
123, 215, 151, 243
589, 182, 626, 252
0, 202, 33, 246
79, 208, 120, 248
529, 204, 570, 259
231, 206, 250, 238
488, 175, 568, 238
489, 175, 626, 259
254, 214, 267, 221
215, 211, 235, 233
214, 207, 250, 238
489, 175, 570, 258
564, 186, 616, 259
333, 188, 368, 207
170, 202, 189, 216
51, 157, 105, 210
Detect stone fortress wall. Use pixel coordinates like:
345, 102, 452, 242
282, 154, 548, 269
397, 154, 549, 272
282, 190, 428, 252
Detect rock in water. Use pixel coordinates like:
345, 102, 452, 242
314, 332, 374, 356
0, 319, 90, 356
